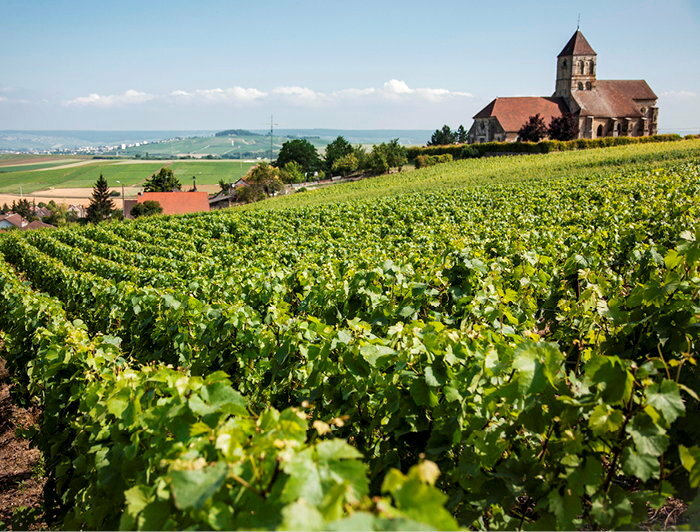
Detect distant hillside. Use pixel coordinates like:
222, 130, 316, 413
215, 129, 261, 137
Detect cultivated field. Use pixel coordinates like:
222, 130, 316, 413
0, 159, 256, 195
0, 140, 698, 530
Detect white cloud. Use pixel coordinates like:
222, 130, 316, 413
63, 80, 473, 109
660, 90, 697, 100
65, 89, 154, 107
0, 96, 6, 102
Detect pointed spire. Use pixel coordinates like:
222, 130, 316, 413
558, 30, 596, 57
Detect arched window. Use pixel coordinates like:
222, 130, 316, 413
578, 82, 584, 90
590, 62, 595, 75
616, 123, 621, 135
577, 60, 584, 74
587, 61, 593, 75
596, 125, 604, 137
586, 81, 592, 90
561, 59, 567, 70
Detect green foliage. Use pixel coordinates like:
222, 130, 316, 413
130, 200, 163, 218
238, 163, 284, 203
0, 142, 699, 530
332, 153, 359, 176
275, 139, 322, 173
279, 161, 306, 184
428, 125, 458, 146
324, 136, 354, 173
86, 174, 116, 223
415, 154, 453, 168
407, 133, 685, 160
143, 167, 182, 192
548, 112, 579, 141
518, 113, 549, 142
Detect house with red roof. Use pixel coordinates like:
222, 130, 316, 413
467, 30, 658, 142
123, 191, 210, 219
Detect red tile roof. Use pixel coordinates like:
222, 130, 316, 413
0, 213, 28, 228
473, 97, 569, 133
558, 30, 596, 57
573, 80, 656, 117
136, 191, 210, 215
24, 220, 55, 230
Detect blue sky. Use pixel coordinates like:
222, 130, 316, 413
1, 0, 698, 131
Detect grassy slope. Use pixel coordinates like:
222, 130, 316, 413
241, 139, 700, 211
0, 160, 256, 194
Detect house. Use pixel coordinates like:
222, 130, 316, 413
0, 213, 28, 230
208, 179, 250, 210
24, 220, 55, 230
0, 213, 54, 231
123, 191, 210, 218
467, 30, 658, 143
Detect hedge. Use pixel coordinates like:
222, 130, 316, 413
406, 134, 684, 160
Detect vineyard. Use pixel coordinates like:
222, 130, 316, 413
1, 141, 699, 530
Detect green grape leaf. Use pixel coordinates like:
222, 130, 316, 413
645, 379, 685, 424
588, 404, 624, 436
622, 447, 658, 481
169, 462, 227, 510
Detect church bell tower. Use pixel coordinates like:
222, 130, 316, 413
554, 30, 597, 101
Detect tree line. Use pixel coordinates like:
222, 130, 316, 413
228, 136, 408, 203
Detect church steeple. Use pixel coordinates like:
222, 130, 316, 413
554, 30, 597, 100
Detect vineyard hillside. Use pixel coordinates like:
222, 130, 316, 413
0, 140, 699, 530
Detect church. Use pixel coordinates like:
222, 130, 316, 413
467, 30, 658, 143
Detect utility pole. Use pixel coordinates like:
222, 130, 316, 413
269, 114, 278, 162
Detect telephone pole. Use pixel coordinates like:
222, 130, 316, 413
269, 114, 278, 161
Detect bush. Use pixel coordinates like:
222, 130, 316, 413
130, 200, 163, 218
415, 154, 454, 169
407, 134, 684, 161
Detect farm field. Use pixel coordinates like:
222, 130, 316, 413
0, 140, 698, 529
0, 159, 256, 195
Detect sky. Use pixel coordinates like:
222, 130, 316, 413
1, 0, 699, 131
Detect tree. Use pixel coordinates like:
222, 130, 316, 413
456, 124, 468, 143
279, 161, 305, 184
86, 174, 116, 223
518, 114, 549, 142
548, 113, 579, 141
131, 200, 163, 218
10, 199, 34, 220
384, 138, 408, 170
238, 163, 284, 203
0, 203, 9, 214
365, 149, 389, 175
275, 139, 321, 173
143, 167, 181, 192
218, 179, 234, 195
365, 139, 407, 175
43, 202, 70, 227
332, 153, 359, 177
427, 125, 458, 146
324, 136, 353, 174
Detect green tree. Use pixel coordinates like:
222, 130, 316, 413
324, 136, 353, 174
427, 125, 457, 146
43, 202, 70, 227
456, 124, 468, 143
332, 153, 359, 177
384, 138, 408, 170
518, 114, 549, 142
1, 203, 9, 214
10, 199, 34, 220
280, 161, 305, 184
130, 200, 163, 218
275, 139, 321, 173
548, 112, 579, 141
366, 149, 389, 175
238, 163, 284, 203
143, 167, 182, 192
86, 174, 116, 223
